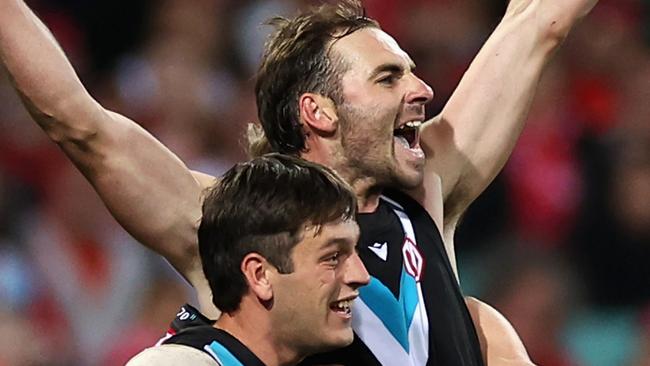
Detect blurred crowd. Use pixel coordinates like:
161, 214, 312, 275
0, 0, 648, 365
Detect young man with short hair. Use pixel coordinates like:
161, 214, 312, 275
127, 154, 369, 365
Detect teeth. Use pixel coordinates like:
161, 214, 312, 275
333, 300, 351, 314
396, 121, 422, 130
405, 120, 422, 128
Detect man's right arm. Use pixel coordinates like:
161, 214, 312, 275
0, 0, 212, 280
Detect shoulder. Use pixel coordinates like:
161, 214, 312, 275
126, 344, 216, 366
382, 188, 422, 211
383, 188, 440, 230
191, 170, 219, 190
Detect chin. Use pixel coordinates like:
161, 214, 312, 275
388, 156, 424, 189
321, 328, 355, 351
392, 167, 424, 190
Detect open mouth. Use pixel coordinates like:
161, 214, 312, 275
329, 299, 352, 316
393, 120, 422, 149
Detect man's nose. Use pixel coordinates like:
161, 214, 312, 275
405, 74, 434, 106
344, 252, 370, 289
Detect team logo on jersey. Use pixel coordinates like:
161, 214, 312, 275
369, 242, 388, 261
402, 238, 424, 281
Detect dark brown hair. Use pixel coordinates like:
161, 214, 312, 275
199, 154, 357, 313
252, 0, 378, 156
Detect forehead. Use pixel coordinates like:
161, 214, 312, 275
332, 27, 413, 75
296, 219, 360, 254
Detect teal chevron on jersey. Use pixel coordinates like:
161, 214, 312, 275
359, 276, 410, 351
358, 266, 423, 353
206, 341, 244, 366
401, 265, 419, 330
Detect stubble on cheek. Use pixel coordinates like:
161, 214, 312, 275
339, 104, 394, 156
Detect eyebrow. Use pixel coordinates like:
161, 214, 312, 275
368, 61, 417, 80
319, 236, 358, 251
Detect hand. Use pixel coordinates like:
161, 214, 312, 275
506, 0, 599, 39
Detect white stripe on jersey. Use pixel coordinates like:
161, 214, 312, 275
352, 196, 430, 365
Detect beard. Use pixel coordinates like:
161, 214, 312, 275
336, 101, 423, 190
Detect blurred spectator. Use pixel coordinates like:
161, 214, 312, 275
22, 164, 156, 364
480, 245, 580, 366
572, 134, 650, 307
100, 275, 193, 366
505, 62, 583, 246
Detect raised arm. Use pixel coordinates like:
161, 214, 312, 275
419, 0, 598, 231
0, 0, 214, 282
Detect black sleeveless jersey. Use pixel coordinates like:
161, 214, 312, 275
163, 326, 265, 366
166, 189, 483, 365
301, 189, 484, 365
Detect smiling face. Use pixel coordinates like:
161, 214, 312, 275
330, 27, 434, 189
268, 218, 368, 355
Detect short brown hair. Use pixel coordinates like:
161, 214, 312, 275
252, 0, 378, 156
199, 154, 357, 313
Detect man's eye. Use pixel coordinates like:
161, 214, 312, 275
378, 75, 397, 85
324, 252, 340, 265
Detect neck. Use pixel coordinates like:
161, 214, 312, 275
301, 146, 383, 213
347, 176, 383, 213
216, 308, 303, 366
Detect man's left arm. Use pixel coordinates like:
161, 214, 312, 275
414, 1, 597, 361
465, 297, 537, 365
419, 0, 598, 233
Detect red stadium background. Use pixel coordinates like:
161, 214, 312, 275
0, 0, 649, 365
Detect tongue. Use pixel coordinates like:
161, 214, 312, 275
394, 135, 410, 149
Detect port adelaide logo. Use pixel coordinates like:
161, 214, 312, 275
402, 238, 424, 282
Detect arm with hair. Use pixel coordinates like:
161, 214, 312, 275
418, 0, 598, 233
414, 0, 597, 357
0, 1, 216, 285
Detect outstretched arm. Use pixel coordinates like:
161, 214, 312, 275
0, 0, 214, 281
413, 1, 597, 357
418, 0, 598, 234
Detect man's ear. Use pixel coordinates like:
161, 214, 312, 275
299, 93, 338, 134
241, 253, 273, 302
